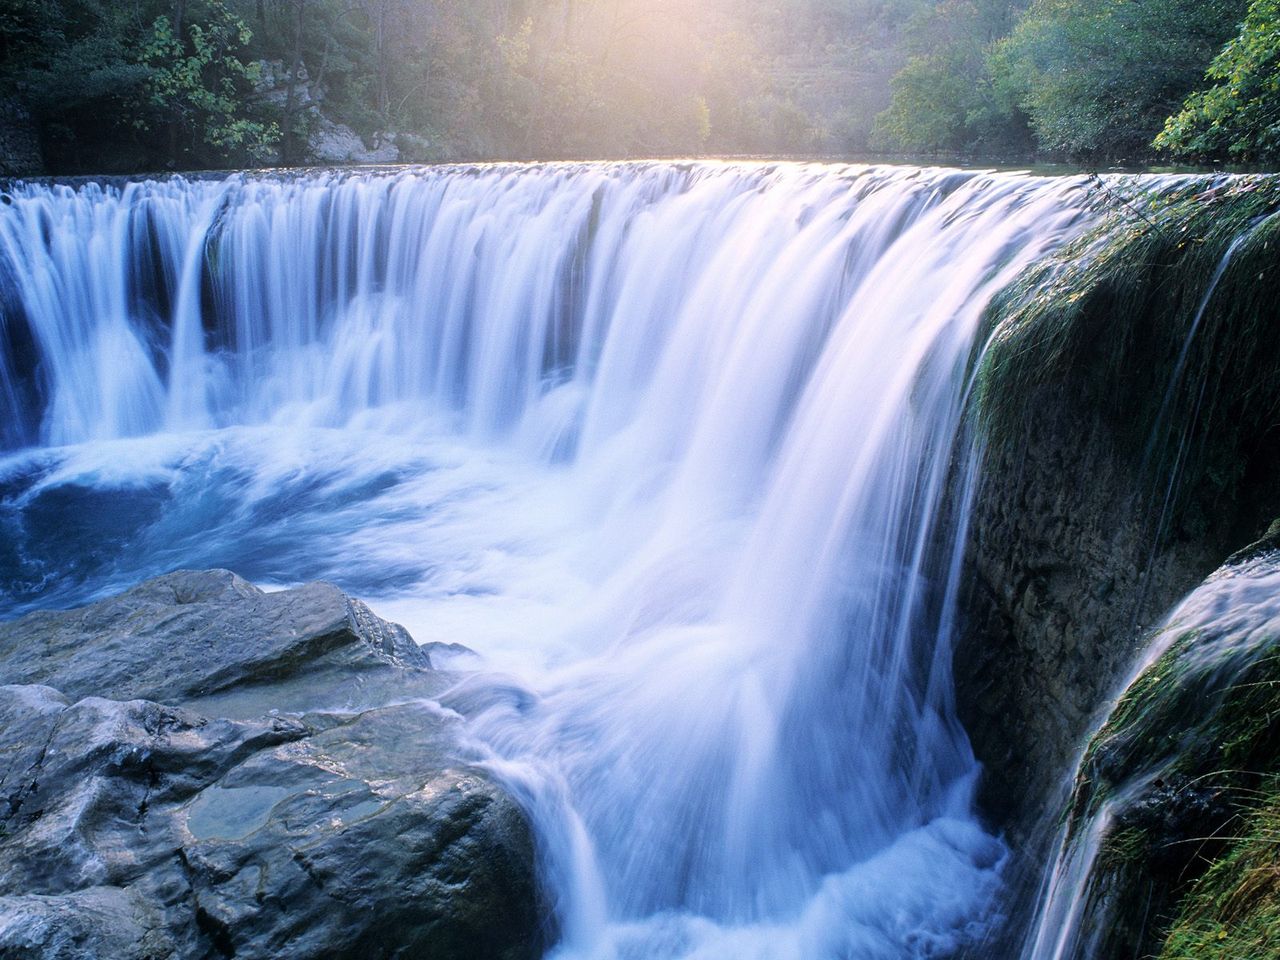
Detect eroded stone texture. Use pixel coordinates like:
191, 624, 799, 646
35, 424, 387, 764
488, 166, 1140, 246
955, 391, 1279, 847
0, 571, 542, 960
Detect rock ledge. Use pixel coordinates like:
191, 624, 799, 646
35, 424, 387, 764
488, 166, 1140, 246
0, 570, 541, 960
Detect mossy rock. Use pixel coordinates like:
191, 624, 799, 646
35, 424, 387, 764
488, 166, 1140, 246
1048, 541, 1280, 958
976, 175, 1280, 548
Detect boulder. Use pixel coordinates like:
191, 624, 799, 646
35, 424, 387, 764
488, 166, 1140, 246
248, 59, 400, 166
0, 570, 542, 960
310, 117, 400, 166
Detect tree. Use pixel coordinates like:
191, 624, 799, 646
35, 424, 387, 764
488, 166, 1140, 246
993, 0, 1245, 159
1155, 0, 1280, 163
873, 0, 1029, 154
0, 0, 156, 168
140, 0, 278, 166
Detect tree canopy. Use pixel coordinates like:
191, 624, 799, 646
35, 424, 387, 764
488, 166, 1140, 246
2, 0, 1278, 172
993, 0, 1244, 159
1155, 0, 1280, 162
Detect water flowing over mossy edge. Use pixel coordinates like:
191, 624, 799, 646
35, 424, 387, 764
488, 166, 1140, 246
1028, 537, 1280, 958
966, 174, 1280, 959
974, 174, 1280, 546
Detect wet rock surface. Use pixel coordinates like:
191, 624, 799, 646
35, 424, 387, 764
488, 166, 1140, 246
1031, 547, 1280, 958
954, 395, 1272, 846
0, 570, 541, 960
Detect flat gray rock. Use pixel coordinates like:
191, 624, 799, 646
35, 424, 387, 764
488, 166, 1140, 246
0, 571, 542, 960
0, 569, 431, 707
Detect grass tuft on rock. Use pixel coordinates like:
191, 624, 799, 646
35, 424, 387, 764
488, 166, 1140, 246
1158, 790, 1280, 959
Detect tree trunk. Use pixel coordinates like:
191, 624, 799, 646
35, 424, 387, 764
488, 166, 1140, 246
375, 1, 390, 126
168, 0, 189, 167
282, 0, 306, 165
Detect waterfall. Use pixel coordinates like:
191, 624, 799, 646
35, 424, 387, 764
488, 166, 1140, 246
0, 162, 1093, 958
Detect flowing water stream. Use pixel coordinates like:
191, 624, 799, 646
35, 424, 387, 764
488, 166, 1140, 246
0, 162, 1095, 958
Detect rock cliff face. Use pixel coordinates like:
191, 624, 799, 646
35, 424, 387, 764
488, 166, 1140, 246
0, 570, 542, 960
953, 178, 1280, 857
955, 395, 1239, 844
0, 102, 43, 178
950, 177, 1280, 952
251, 61, 400, 166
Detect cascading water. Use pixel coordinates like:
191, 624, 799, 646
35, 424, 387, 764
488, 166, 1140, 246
1022, 550, 1280, 960
0, 163, 1093, 958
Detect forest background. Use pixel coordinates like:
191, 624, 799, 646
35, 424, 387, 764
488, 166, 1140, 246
2, 0, 1277, 173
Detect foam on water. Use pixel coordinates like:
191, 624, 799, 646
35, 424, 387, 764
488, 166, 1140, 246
0, 162, 1094, 957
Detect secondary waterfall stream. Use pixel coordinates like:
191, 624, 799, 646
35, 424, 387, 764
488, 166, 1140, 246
0, 162, 1094, 958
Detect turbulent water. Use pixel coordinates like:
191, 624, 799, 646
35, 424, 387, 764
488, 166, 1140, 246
0, 162, 1094, 958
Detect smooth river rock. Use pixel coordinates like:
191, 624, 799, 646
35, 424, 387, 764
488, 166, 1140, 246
0, 570, 542, 960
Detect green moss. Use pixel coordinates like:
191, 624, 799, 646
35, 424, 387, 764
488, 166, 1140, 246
1056, 593, 1280, 957
1072, 628, 1280, 826
1158, 790, 1280, 959
975, 175, 1280, 542
1068, 630, 1204, 828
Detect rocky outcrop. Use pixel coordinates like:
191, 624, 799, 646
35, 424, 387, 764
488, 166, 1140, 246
953, 179, 1280, 865
309, 117, 399, 166
955, 396, 1236, 843
1025, 542, 1280, 958
252, 61, 400, 166
0, 570, 542, 960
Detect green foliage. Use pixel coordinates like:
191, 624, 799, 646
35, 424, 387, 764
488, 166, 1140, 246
876, 53, 977, 152
6, 0, 1280, 168
0, 0, 155, 164
0, 0, 279, 171
873, 0, 1030, 154
139, 3, 278, 165
992, 0, 1244, 159
1155, 0, 1280, 164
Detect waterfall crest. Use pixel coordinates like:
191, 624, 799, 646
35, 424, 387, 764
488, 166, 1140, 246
0, 163, 1094, 958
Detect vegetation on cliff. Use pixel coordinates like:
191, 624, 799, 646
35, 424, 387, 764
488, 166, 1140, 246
1157, 791, 1280, 957
953, 177, 1280, 885
1039, 539, 1280, 957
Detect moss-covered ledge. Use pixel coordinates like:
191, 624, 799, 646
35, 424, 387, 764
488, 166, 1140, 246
1027, 537, 1280, 958
955, 175, 1280, 856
